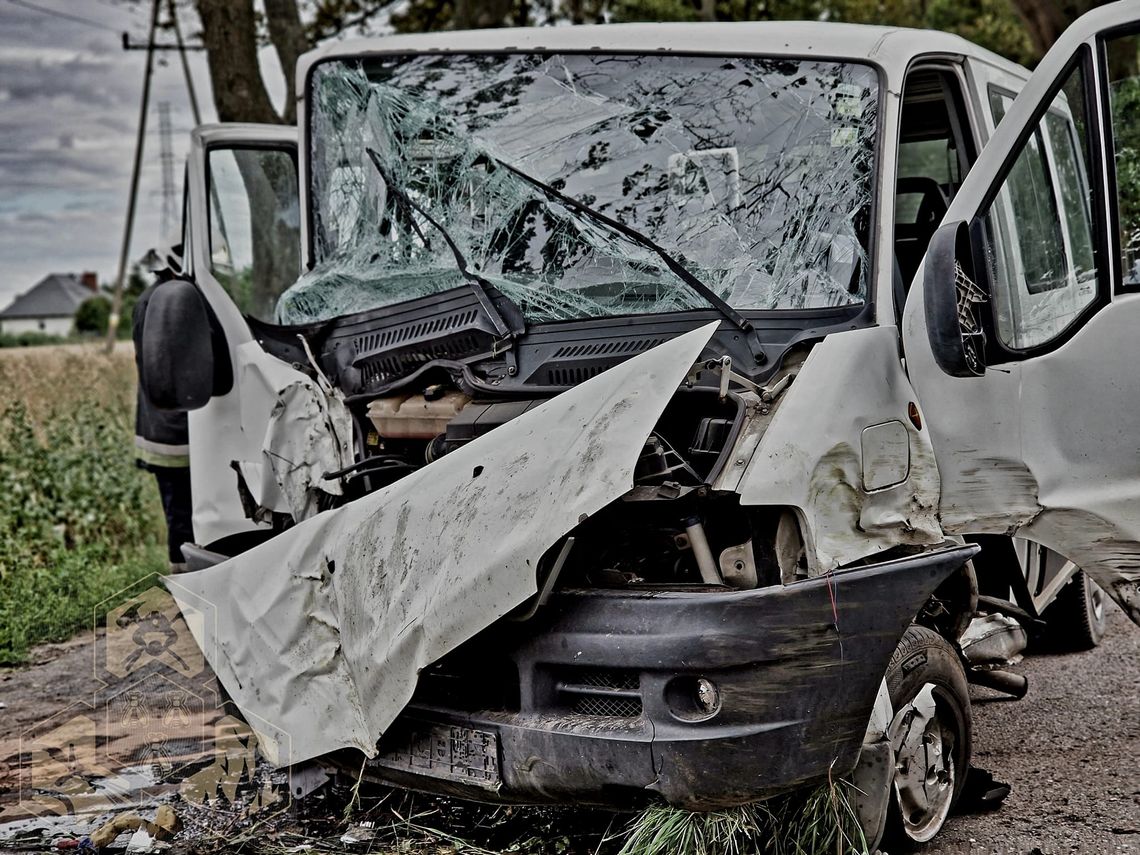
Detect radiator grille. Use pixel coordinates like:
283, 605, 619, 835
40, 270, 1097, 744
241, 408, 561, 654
573, 695, 643, 718
576, 668, 640, 691
554, 667, 642, 719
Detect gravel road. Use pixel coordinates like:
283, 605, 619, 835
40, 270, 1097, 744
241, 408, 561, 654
927, 605, 1139, 855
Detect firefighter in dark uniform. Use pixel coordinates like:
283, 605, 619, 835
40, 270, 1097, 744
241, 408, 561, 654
132, 273, 194, 572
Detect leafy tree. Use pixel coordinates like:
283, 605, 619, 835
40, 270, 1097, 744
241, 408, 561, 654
1109, 51, 1140, 278
75, 296, 112, 335
926, 0, 1035, 67
193, 0, 401, 124
387, 0, 1035, 64
127, 263, 148, 297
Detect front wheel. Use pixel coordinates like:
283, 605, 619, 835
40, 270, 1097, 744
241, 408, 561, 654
883, 625, 972, 848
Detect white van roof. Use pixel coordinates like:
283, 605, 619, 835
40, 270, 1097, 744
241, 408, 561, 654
298, 20, 1028, 89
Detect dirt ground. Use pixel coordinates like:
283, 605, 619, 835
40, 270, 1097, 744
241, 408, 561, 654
927, 604, 1140, 855
0, 591, 1136, 854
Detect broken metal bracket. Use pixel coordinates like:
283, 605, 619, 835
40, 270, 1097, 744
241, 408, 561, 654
760, 371, 796, 404
288, 762, 332, 800
509, 537, 576, 622
686, 356, 763, 398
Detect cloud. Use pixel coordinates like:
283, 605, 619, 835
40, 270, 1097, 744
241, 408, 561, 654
0, 1, 213, 303
15, 211, 55, 224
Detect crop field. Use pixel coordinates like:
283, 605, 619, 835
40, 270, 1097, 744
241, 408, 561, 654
0, 343, 166, 664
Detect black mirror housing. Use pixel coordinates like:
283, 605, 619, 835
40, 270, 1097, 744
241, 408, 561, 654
138, 279, 231, 411
923, 220, 986, 378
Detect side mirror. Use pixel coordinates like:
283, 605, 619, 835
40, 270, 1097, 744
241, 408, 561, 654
143, 243, 184, 278
138, 279, 232, 410
923, 220, 986, 378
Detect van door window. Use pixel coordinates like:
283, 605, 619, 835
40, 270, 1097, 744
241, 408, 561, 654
981, 60, 1098, 350
1106, 32, 1140, 285
894, 68, 974, 289
207, 146, 301, 322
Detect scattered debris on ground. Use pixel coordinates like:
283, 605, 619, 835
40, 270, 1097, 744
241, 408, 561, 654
0, 749, 878, 855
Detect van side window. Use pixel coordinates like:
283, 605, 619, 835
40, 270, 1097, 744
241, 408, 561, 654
207, 147, 301, 323
1106, 32, 1140, 286
981, 64, 1097, 350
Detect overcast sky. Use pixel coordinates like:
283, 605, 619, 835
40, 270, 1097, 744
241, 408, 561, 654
0, 0, 292, 305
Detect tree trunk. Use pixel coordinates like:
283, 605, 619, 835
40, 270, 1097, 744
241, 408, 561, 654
264, 0, 310, 124
238, 151, 299, 319
195, 0, 280, 124
1007, 0, 1076, 59
1106, 31, 1140, 82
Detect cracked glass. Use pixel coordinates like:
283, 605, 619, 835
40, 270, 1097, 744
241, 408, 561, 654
281, 53, 879, 325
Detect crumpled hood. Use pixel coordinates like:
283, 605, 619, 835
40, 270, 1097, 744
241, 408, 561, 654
167, 322, 718, 766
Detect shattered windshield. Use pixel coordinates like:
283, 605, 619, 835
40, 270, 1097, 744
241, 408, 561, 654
282, 53, 879, 325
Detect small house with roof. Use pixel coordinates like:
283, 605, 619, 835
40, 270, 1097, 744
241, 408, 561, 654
0, 272, 100, 336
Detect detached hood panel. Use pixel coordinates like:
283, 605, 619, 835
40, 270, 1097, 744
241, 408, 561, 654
168, 322, 718, 766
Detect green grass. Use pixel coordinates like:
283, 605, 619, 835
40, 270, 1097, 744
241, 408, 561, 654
0, 331, 67, 348
617, 781, 868, 855
0, 344, 166, 663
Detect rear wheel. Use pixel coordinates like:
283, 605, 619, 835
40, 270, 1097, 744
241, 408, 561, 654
1043, 569, 1108, 651
883, 625, 972, 848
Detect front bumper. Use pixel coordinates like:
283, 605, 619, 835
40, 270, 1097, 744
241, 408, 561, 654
361, 543, 977, 809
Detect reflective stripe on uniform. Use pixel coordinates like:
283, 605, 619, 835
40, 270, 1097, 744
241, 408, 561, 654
134, 435, 190, 457
134, 436, 190, 468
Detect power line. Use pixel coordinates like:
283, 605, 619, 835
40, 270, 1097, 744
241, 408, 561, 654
2, 0, 122, 33
167, 0, 201, 124
89, 0, 142, 15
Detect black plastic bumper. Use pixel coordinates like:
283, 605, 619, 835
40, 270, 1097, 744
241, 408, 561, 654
363, 543, 977, 809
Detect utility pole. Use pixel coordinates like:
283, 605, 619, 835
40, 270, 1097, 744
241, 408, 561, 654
158, 101, 177, 243
105, 0, 161, 351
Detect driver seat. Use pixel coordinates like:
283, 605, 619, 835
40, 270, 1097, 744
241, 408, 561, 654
894, 176, 950, 288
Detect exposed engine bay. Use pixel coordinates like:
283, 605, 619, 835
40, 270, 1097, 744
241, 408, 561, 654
228, 278, 863, 595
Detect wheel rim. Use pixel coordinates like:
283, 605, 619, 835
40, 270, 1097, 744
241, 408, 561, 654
889, 683, 958, 843
1087, 575, 1107, 625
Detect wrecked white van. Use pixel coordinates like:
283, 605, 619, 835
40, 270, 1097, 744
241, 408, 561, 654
141, 3, 1140, 847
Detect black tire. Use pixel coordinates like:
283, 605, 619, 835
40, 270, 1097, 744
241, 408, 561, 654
1043, 570, 1108, 651
882, 625, 972, 849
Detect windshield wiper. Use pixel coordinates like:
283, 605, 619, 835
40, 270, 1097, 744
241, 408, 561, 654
485, 155, 765, 364
365, 148, 524, 346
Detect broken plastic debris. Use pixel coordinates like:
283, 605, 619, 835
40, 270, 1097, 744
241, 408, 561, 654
957, 766, 1012, 813
125, 828, 169, 853
86, 805, 180, 850
339, 821, 377, 845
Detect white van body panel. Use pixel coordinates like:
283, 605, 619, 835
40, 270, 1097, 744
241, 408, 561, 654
185, 124, 313, 544
902, 0, 1140, 621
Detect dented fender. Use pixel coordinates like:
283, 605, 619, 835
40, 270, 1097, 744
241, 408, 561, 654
737, 327, 944, 573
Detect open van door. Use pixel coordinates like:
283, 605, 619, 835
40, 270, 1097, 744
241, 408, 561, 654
173, 124, 349, 546
903, 0, 1140, 625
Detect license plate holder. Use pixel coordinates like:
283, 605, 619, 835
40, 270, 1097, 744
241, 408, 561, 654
370, 722, 500, 789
